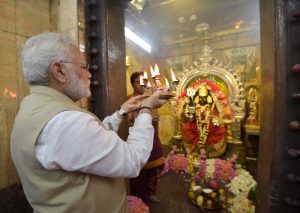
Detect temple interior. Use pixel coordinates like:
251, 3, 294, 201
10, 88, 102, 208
0, 0, 300, 213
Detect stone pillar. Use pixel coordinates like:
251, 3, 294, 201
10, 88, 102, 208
85, 0, 128, 139
58, 0, 78, 41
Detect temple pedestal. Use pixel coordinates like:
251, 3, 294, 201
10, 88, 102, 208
244, 125, 260, 159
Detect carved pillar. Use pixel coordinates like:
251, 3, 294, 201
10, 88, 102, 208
85, 0, 129, 138
258, 0, 300, 212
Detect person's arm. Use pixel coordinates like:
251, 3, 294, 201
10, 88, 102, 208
102, 94, 148, 130
127, 112, 135, 127
127, 110, 139, 127
35, 110, 154, 178
101, 112, 122, 131
35, 93, 166, 178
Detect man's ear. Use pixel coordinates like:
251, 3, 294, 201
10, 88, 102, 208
50, 61, 66, 83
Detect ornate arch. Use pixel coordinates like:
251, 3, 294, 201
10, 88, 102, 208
175, 44, 245, 115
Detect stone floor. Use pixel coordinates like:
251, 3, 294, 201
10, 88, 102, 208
0, 184, 32, 213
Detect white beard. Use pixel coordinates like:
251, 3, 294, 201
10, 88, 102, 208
65, 71, 90, 101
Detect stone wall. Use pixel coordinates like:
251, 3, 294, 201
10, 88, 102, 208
0, 0, 79, 189
0, 0, 51, 189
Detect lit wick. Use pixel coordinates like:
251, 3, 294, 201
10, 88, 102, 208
164, 77, 171, 93
139, 75, 145, 86
143, 71, 148, 86
144, 80, 153, 96
143, 71, 148, 80
153, 64, 161, 88
146, 81, 152, 89
170, 67, 179, 90
150, 66, 155, 78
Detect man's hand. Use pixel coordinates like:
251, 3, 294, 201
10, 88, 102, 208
140, 92, 168, 109
120, 95, 148, 113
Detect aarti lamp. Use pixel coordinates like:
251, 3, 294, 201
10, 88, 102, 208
140, 64, 178, 100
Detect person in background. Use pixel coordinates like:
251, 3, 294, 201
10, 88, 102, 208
10, 32, 167, 213
128, 71, 165, 203
127, 72, 145, 126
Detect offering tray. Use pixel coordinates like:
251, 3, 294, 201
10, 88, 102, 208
188, 186, 225, 210
191, 199, 222, 210
158, 94, 175, 100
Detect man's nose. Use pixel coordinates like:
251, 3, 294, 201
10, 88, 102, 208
87, 71, 92, 79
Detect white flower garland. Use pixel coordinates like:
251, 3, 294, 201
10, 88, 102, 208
230, 193, 255, 213
226, 168, 256, 213
227, 168, 257, 196
205, 159, 215, 179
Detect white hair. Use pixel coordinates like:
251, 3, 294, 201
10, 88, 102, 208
22, 32, 76, 85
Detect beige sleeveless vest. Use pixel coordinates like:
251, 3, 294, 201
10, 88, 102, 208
10, 86, 129, 213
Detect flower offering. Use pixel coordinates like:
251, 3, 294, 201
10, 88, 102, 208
229, 193, 255, 213
127, 196, 149, 213
227, 168, 257, 196
162, 146, 256, 212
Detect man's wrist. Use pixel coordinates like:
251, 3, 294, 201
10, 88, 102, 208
140, 103, 152, 110
117, 107, 127, 118
139, 106, 152, 111
138, 104, 152, 115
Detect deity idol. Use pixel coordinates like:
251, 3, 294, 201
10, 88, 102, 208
245, 88, 259, 125
175, 79, 234, 157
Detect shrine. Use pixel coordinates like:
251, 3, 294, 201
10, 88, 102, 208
171, 44, 246, 159
151, 43, 257, 212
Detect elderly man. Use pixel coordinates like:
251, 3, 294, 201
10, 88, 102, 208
10, 32, 166, 213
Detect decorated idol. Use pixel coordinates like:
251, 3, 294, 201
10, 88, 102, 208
175, 79, 234, 157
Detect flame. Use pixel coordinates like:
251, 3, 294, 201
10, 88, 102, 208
139, 75, 144, 85
147, 81, 152, 88
143, 71, 148, 79
150, 66, 155, 77
165, 77, 170, 88
154, 64, 160, 76
170, 68, 178, 81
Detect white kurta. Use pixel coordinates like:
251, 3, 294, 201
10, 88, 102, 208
35, 110, 154, 178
